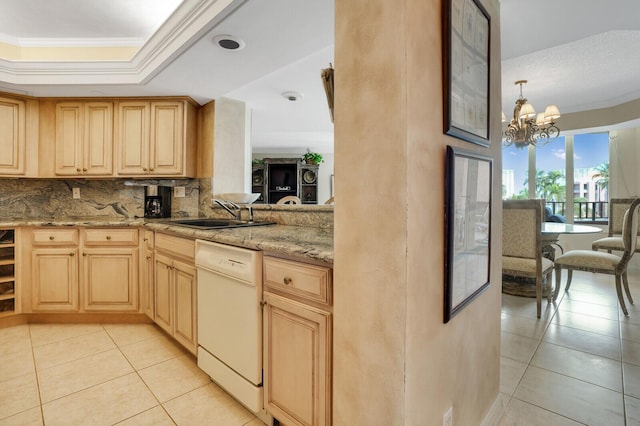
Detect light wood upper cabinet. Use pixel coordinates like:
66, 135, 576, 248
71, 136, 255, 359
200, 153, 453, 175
116, 100, 197, 177
55, 102, 113, 176
0, 96, 26, 175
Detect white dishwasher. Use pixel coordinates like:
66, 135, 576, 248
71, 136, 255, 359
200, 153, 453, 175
195, 240, 264, 413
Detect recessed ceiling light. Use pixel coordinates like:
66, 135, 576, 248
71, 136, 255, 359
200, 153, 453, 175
212, 34, 245, 51
282, 91, 303, 101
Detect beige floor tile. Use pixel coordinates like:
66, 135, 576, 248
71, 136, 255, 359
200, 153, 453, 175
514, 366, 624, 425
501, 294, 555, 321
625, 395, 640, 425
543, 323, 621, 360
38, 348, 134, 403
0, 373, 40, 420
163, 383, 256, 426
0, 406, 43, 426
531, 342, 622, 392
32, 330, 116, 371
42, 373, 157, 426
623, 339, 640, 367
0, 348, 35, 382
551, 309, 620, 338
623, 363, 640, 399
562, 287, 619, 308
500, 331, 539, 364
559, 296, 620, 321
29, 323, 103, 347
120, 334, 187, 370
138, 354, 210, 403
498, 398, 582, 425
500, 312, 549, 340
103, 323, 164, 347
115, 406, 175, 426
500, 357, 527, 396
243, 418, 268, 426
0, 324, 31, 358
621, 321, 640, 343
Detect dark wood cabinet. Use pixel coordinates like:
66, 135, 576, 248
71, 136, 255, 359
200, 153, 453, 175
252, 158, 319, 204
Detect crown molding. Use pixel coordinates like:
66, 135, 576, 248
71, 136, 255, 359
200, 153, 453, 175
0, 34, 144, 48
0, 0, 245, 85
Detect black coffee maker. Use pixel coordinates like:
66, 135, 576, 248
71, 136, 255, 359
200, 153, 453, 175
144, 185, 172, 218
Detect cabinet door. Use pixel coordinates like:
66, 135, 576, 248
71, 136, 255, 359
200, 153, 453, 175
117, 101, 150, 175
81, 247, 138, 311
0, 97, 26, 175
55, 102, 113, 176
55, 102, 83, 176
143, 249, 154, 319
173, 259, 197, 354
154, 253, 173, 334
263, 292, 332, 426
83, 102, 113, 175
32, 248, 79, 311
150, 101, 184, 175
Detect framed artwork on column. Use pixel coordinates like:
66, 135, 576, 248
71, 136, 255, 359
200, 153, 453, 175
443, 0, 491, 147
444, 146, 492, 323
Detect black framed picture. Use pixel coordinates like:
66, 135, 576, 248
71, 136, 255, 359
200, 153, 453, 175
444, 146, 492, 323
443, 0, 491, 147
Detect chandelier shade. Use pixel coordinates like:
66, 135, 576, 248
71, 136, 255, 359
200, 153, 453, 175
503, 80, 560, 148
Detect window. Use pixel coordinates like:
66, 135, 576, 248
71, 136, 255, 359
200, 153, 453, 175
574, 132, 609, 220
502, 143, 528, 199
501, 132, 609, 222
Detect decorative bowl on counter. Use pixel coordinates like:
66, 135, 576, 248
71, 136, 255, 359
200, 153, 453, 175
215, 193, 261, 204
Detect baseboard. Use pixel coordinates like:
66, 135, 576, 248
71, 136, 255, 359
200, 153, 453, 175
0, 313, 152, 328
481, 393, 509, 426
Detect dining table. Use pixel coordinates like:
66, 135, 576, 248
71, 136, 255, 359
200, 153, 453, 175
541, 222, 603, 261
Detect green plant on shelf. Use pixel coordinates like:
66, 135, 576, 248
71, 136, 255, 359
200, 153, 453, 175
302, 149, 324, 165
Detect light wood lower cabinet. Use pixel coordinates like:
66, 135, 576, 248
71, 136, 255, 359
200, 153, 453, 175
263, 256, 333, 426
26, 227, 141, 313
32, 247, 79, 311
154, 234, 197, 354
81, 247, 138, 311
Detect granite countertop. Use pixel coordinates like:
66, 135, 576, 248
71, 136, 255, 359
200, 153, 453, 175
0, 217, 334, 263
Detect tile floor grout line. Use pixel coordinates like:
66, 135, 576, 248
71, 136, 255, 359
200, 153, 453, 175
27, 323, 46, 425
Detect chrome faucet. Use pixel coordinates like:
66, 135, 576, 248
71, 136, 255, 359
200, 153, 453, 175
213, 199, 242, 220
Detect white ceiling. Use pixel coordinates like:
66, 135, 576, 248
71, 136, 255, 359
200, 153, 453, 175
0, 0, 639, 153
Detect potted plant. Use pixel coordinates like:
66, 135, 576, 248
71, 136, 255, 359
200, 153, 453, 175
302, 149, 324, 165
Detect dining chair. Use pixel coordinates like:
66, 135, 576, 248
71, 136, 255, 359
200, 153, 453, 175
277, 195, 301, 205
554, 197, 640, 315
592, 197, 640, 253
502, 199, 554, 318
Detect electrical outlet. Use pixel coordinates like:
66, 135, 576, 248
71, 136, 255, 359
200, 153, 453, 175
443, 406, 453, 426
174, 186, 186, 198
72, 187, 81, 199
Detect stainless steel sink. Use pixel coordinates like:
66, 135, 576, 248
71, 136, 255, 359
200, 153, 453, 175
163, 218, 274, 229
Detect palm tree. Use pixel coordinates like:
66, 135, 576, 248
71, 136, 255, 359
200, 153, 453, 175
592, 161, 609, 200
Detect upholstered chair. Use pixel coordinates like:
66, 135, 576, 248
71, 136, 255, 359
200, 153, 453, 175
555, 197, 640, 315
592, 198, 640, 253
503, 199, 554, 318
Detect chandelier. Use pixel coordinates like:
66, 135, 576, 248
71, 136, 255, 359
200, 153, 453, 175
502, 80, 561, 148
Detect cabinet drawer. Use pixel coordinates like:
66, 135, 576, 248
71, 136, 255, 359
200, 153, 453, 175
264, 257, 332, 306
155, 233, 194, 260
32, 228, 79, 246
83, 228, 139, 246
